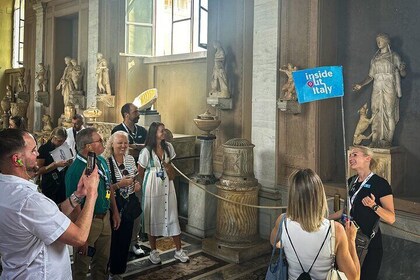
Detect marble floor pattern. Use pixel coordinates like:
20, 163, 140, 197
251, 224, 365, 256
121, 233, 271, 280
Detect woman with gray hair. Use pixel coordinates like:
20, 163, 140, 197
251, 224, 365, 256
353, 33, 406, 148
37, 127, 70, 204
103, 131, 141, 279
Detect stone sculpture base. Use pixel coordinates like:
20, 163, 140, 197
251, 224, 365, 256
277, 99, 301, 114
347, 146, 406, 195
35, 91, 50, 107
2, 113, 10, 129
207, 96, 233, 109
186, 180, 217, 238
96, 94, 115, 108
70, 91, 86, 109
139, 110, 161, 128
202, 237, 271, 264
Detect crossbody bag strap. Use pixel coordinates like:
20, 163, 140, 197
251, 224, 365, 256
370, 218, 380, 238
108, 157, 117, 184
285, 220, 331, 274
330, 220, 337, 268
269, 214, 286, 260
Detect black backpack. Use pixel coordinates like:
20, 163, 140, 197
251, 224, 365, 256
285, 219, 331, 280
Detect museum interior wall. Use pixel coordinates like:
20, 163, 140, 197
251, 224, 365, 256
338, 0, 420, 198
0, 0, 13, 99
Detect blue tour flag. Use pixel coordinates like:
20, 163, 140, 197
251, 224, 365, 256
292, 66, 344, 104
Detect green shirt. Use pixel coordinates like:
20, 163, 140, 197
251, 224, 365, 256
65, 154, 111, 214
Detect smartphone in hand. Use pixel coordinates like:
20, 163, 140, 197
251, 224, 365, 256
85, 151, 96, 176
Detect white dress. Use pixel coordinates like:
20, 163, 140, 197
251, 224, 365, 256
138, 142, 181, 237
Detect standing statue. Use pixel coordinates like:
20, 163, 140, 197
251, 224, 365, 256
279, 63, 298, 100
35, 63, 48, 92
56, 56, 74, 106
209, 41, 230, 98
353, 33, 406, 148
96, 53, 112, 95
16, 71, 26, 93
70, 58, 83, 91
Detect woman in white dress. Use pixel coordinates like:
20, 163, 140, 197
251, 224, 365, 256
138, 122, 189, 264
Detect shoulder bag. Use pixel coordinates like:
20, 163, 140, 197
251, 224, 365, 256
108, 157, 142, 221
266, 214, 288, 280
326, 220, 348, 280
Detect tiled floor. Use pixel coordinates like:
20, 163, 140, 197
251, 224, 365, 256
121, 233, 270, 280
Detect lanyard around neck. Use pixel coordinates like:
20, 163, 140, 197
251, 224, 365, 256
76, 154, 109, 184
111, 155, 125, 178
122, 123, 137, 140
350, 172, 374, 206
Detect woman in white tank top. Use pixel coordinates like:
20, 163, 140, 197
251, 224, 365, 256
270, 169, 360, 280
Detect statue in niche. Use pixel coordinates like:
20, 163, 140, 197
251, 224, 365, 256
96, 53, 112, 95
279, 63, 298, 100
56, 56, 74, 106
41, 114, 53, 133
70, 58, 83, 91
353, 103, 376, 145
209, 41, 230, 98
353, 33, 406, 148
35, 63, 48, 92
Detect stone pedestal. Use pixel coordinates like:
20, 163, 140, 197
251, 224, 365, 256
186, 134, 217, 238
138, 110, 161, 128
347, 146, 406, 195
186, 180, 217, 238
2, 113, 10, 129
96, 94, 115, 108
70, 91, 86, 109
206, 96, 233, 109
202, 138, 270, 263
35, 91, 49, 107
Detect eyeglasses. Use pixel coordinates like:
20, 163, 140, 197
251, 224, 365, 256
90, 138, 104, 144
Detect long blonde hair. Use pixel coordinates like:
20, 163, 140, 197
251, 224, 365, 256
287, 169, 328, 232
102, 131, 129, 159
352, 145, 377, 170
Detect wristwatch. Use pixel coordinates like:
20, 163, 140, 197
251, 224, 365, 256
372, 204, 379, 211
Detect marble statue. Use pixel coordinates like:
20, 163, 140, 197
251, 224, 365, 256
35, 63, 48, 92
16, 71, 26, 93
353, 103, 376, 145
96, 53, 112, 95
1, 85, 13, 114
70, 58, 83, 91
353, 33, 406, 148
41, 114, 53, 132
279, 63, 298, 100
209, 41, 230, 98
56, 56, 74, 106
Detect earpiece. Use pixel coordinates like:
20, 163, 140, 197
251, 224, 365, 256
16, 159, 24, 166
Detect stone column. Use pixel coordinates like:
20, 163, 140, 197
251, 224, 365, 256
251, 0, 279, 191
32, 1, 45, 131
86, 0, 99, 109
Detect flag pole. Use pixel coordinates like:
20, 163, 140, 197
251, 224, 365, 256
340, 96, 350, 217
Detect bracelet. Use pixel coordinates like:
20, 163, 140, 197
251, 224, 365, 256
115, 183, 120, 189
71, 192, 84, 205
68, 196, 76, 208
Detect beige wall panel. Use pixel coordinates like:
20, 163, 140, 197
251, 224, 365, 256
153, 61, 208, 136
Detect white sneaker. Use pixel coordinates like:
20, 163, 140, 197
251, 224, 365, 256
174, 249, 189, 263
131, 243, 145, 256
149, 250, 161, 264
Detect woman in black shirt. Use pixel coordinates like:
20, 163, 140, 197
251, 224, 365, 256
330, 146, 395, 280
37, 127, 71, 204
